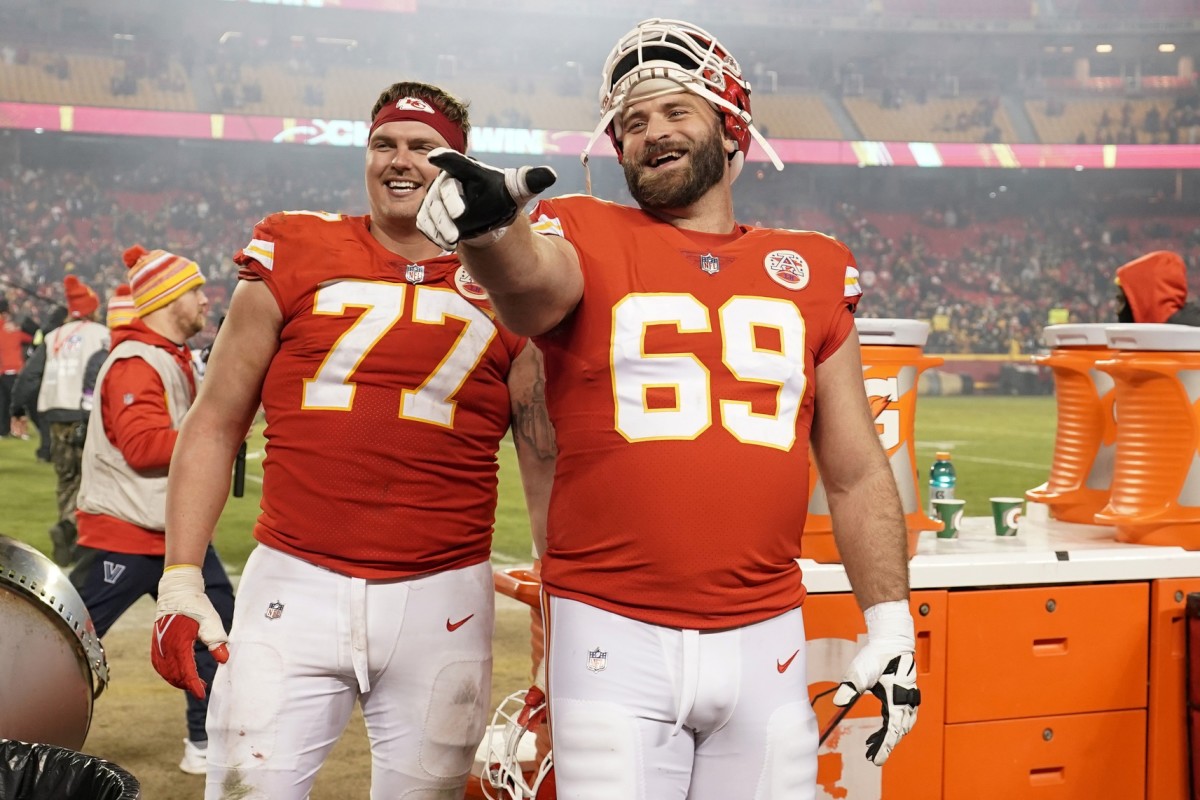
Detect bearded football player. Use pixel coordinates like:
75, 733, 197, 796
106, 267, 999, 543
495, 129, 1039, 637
418, 19, 919, 799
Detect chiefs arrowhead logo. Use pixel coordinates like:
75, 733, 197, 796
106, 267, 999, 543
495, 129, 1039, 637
394, 97, 435, 114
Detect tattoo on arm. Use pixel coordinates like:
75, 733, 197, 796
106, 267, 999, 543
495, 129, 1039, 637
512, 348, 557, 461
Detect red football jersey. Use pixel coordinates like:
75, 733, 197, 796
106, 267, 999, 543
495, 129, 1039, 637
530, 196, 862, 629
235, 211, 524, 578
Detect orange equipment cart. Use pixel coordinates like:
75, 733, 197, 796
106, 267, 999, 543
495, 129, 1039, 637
1095, 323, 1200, 549
802, 318, 943, 563
802, 513, 1200, 800
1025, 323, 1118, 524
483, 518, 1200, 800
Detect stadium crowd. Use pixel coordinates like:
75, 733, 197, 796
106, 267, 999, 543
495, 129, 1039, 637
4, 151, 1198, 358
819, 199, 1200, 353
0, 154, 360, 351
740, 175, 1200, 353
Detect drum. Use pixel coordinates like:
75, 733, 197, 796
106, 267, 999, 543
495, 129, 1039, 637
0, 534, 109, 749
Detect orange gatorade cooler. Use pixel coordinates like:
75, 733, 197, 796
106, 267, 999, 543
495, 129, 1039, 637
802, 318, 943, 563
1094, 324, 1200, 547
1026, 323, 1118, 523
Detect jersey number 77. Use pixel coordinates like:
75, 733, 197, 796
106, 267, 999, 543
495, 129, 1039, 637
300, 280, 496, 428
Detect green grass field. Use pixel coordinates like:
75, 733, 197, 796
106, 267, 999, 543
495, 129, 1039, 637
0, 395, 1055, 569
0, 421, 539, 569
910, 395, 1056, 517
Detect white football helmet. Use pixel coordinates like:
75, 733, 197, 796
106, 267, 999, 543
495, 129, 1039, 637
580, 17, 783, 181
481, 690, 555, 800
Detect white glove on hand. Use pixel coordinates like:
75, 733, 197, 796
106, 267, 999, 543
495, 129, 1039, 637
832, 600, 920, 766
151, 565, 229, 700
416, 148, 557, 250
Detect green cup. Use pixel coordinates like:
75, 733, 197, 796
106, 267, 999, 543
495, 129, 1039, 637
990, 497, 1024, 536
932, 498, 966, 539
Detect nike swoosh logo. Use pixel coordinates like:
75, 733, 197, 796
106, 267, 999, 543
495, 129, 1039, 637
777, 649, 800, 674
154, 616, 173, 658
446, 614, 475, 632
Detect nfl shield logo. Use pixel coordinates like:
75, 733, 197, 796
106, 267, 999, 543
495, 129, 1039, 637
586, 647, 607, 673
265, 601, 284, 620
700, 253, 720, 275
405, 263, 425, 283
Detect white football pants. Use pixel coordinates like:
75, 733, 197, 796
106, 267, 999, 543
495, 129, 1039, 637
205, 544, 494, 799
546, 596, 818, 800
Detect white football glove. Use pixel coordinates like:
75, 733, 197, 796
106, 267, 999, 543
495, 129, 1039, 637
151, 565, 229, 700
832, 600, 920, 766
416, 148, 557, 250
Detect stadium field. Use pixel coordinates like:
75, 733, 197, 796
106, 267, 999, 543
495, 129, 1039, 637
909, 395, 1055, 518
0, 395, 1056, 567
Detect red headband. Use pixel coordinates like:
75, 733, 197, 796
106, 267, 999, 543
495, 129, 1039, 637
369, 96, 467, 153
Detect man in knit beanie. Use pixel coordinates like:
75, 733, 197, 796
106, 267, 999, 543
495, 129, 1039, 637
17, 275, 110, 565
72, 244, 231, 775
126, 247, 207, 318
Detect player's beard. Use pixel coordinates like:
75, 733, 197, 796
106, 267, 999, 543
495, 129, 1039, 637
624, 124, 727, 211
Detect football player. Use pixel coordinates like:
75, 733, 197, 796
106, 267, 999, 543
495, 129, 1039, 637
417, 19, 919, 800
150, 81, 555, 799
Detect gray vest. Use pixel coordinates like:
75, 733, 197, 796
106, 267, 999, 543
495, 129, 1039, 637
37, 321, 110, 415
76, 340, 197, 531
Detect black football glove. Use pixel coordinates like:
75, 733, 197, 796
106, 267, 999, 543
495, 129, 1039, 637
416, 148, 557, 250
833, 651, 920, 765
831, 601, 920, 766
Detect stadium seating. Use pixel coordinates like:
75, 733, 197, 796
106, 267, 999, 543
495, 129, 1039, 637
878, 0, 1197, 15
0, 49, 196, 112
842, 94, 1016, 143
1025, 97, 1190, 144
212, 62, 381, 120
1, 6, 1196, 150
879, 0, 1034, 17
447, 79, 595, 132
1070, 0, 1200, 16
753, 93, 844, 140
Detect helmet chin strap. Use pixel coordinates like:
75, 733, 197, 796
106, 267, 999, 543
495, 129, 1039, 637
746, 123, 784, 174
580, 105, 619, 196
